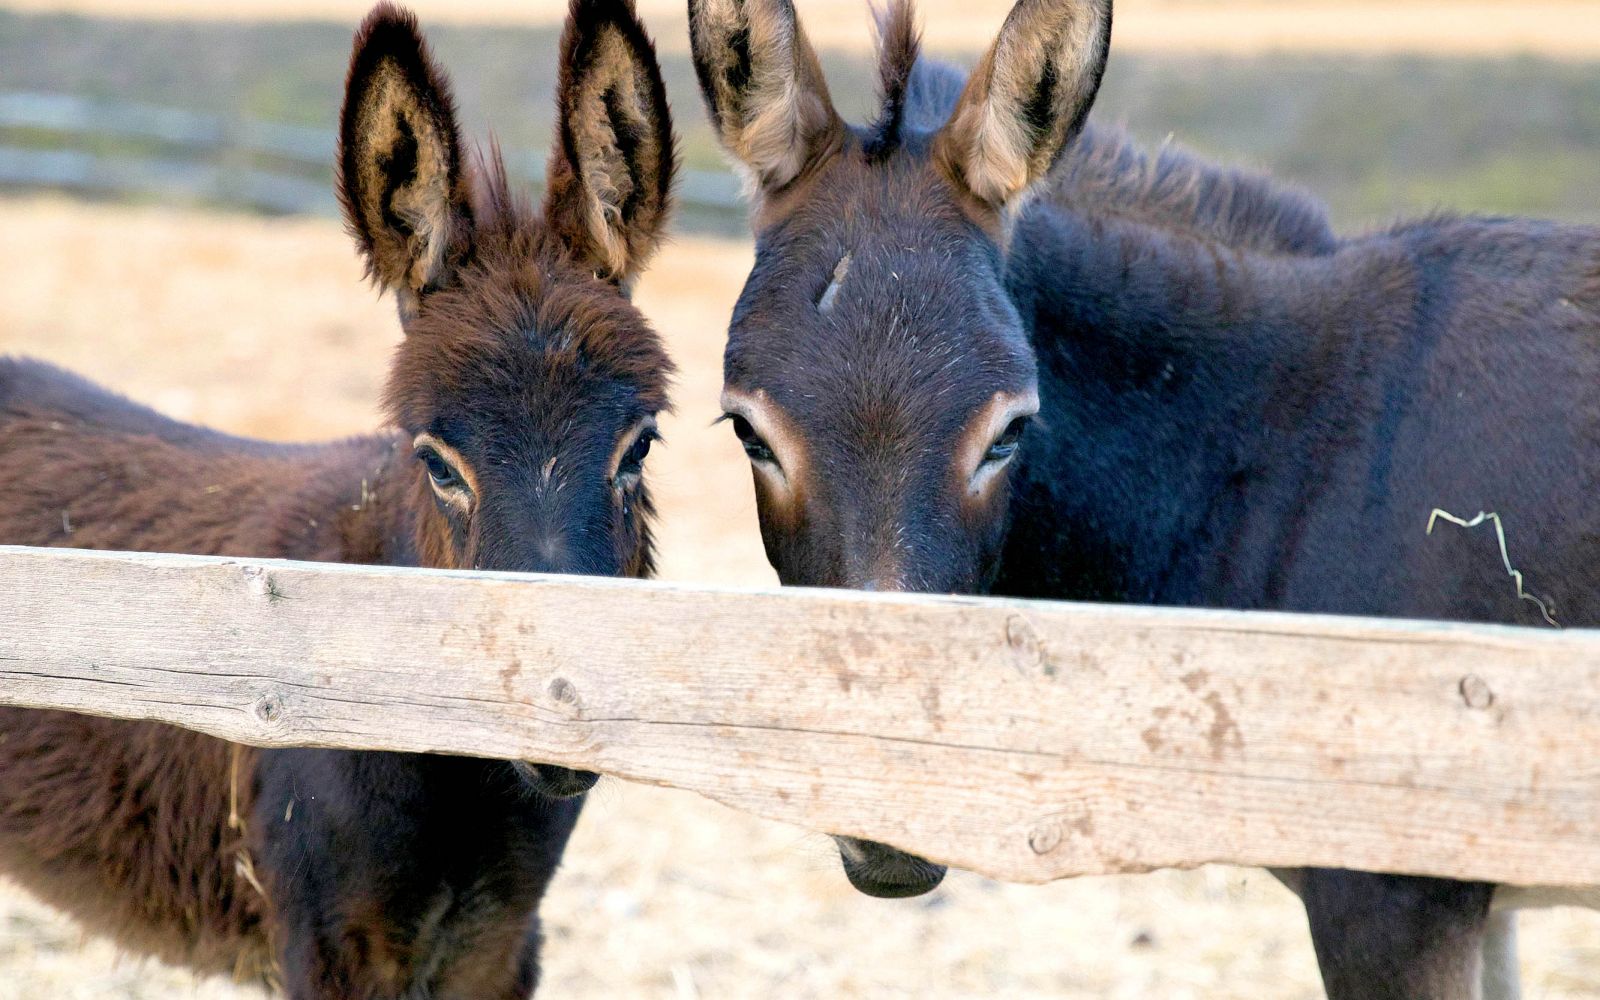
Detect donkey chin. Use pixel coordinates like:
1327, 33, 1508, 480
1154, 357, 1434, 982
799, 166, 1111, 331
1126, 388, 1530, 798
834, 835, 947, 898
510, 761, 600, 799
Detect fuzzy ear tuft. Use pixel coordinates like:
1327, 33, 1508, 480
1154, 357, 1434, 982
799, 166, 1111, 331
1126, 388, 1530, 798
862, 0, 922, 160
338, 3, 473, 313
544, 0, 677, 285
688, 0, 842, 195
933, 0, 1112, 212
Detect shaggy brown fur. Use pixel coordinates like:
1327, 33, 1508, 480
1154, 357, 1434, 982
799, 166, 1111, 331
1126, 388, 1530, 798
862, 0, 920, 160
0, 707, 276, 979
0, 1, 676, 995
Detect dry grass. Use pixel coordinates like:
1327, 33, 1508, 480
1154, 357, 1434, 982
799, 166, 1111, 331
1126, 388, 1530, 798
2, 196, 1600, 997
5, 0, 1600, 59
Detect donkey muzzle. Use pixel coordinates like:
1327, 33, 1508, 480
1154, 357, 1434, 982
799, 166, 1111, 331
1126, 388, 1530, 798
834, 835, 947, 898
514, 762, 600, 799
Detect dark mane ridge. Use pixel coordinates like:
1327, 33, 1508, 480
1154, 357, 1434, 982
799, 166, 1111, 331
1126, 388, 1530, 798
893, 41, 1338, 256
1038, 122, 1340, 256
863, 0, 923, 159
469, 138, 538, 238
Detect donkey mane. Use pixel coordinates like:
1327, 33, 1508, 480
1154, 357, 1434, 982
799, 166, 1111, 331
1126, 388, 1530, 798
1041, 124, 1339, 256
863, 0, 923, 160
867, 0, 1337, 256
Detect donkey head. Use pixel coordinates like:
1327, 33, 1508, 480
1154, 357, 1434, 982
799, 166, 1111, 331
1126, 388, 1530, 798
690, 0, 1110, 892
341, 0, 675, 796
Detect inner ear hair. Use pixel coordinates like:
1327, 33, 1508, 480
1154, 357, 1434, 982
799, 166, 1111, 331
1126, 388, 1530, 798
338, 4, 472, 307
934, 0, 1112, 211
549, 7, 675, 283
688, 0, 842, 194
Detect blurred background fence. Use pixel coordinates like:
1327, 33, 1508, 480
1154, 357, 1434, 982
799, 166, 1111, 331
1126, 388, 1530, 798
3, 6, 1600, 229
0, 89, 746, 224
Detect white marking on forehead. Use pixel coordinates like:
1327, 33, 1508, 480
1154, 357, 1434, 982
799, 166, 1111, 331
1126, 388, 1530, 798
540, 456, 558, 485
816, 253, 852, 314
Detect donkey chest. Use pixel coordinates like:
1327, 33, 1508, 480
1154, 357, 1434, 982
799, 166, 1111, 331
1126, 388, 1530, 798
396, 879, 542, 994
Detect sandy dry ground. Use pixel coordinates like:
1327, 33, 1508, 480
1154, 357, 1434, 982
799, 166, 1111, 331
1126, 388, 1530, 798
2, 196, 1600, 997
6, 0, 1600, 59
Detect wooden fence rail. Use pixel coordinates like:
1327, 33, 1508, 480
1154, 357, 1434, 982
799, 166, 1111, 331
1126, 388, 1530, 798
1, 544, 1597, 889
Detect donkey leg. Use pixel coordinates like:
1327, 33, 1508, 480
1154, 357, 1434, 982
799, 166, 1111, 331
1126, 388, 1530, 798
1301, 868, 1495, 1000
1480, 910, 1521, 1000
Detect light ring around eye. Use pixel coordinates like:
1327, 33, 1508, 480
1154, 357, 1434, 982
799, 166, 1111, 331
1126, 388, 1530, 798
609, 416, 660, 492
719, 387, 803, 493
963, 390, 1040, 498
411, 432, 477, 514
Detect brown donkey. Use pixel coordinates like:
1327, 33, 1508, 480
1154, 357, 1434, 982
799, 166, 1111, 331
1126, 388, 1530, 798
0, 1, 676, 995
690, 0, 1600, 996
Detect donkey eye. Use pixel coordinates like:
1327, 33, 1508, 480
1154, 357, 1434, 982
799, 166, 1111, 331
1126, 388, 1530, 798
984, 417, 1030, 464
615, 429, 657, 485
729, 414, 777, 465
416, 447, 462, 490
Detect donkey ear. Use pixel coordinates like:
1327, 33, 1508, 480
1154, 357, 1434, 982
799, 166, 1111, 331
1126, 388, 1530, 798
338, 3, 473, 313
543, 0, 677, 285
688, 0, 843, 194
933, 0, 1112, 212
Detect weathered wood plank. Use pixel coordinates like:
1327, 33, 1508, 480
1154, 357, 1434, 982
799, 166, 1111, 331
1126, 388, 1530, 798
0, 544, 1596, 888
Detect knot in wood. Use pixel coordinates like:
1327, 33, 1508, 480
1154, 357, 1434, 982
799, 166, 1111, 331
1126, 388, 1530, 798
548, 677, 580, 706
1027, 820, 1063, 855
1459, 674, 1495, 711
1005, 614, 1035, 651
254, 693, 284, 724
242, 565, 283, 602
1006, 614, 1051, 676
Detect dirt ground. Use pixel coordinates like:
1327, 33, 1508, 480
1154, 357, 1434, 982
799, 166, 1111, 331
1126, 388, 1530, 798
7, 0, 1600, 59
2, 196, 1600, 997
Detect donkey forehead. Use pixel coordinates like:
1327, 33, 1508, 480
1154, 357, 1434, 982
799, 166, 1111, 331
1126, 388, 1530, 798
389, 320, 665, 446
727, 230, 1035, 398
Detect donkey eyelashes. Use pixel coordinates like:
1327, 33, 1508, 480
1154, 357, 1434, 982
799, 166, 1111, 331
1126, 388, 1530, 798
710, 410, 778, 467
611, 419, 661, 491
419, 450, 460, 488
963, 393, 1040, 496
412, 433, 475, 512
413, 424, 660, 506
728, 414, 778, 465
983, 416, 1030, 464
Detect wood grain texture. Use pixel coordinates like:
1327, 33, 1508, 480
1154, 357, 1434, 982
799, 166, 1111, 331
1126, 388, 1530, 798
1, 544, 1596, 888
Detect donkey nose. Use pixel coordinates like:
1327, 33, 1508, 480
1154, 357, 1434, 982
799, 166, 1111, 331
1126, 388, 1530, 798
834, 835, 946, 898
534, 535, 567, 571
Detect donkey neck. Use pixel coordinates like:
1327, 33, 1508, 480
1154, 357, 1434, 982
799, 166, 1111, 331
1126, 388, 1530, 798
995, 200, 1361, 606
246, 430, 425, 569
